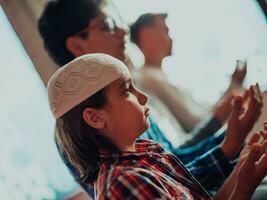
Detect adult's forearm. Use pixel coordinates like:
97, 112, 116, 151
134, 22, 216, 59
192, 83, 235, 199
184, 116, 223, 147
227, 185, 252, 200
213, 166, 239, 200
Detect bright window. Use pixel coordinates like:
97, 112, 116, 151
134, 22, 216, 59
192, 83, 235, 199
0, 7, 79, 200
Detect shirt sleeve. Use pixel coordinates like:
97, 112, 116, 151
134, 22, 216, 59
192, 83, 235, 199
170, 129, 225, 164
106, 171, 176, 200
185, 146, 234, 193
183, 115, 223, 147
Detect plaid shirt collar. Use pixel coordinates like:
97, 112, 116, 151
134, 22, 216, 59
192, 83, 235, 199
99, 139, 164, 159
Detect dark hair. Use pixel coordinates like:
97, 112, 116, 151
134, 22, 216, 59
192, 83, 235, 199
55, 88, 119, 185
130, 13, 167, 45
38, 0, 100, 66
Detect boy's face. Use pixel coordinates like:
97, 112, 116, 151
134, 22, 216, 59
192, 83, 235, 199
153, 16, 172, 56
141, 16, 172, 57
69, 13, 128, 61
103, 73, 150, 146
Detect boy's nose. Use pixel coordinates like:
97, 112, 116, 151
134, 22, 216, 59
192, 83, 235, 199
138, 90, 148, 105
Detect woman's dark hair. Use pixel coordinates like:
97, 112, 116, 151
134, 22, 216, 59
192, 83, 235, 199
55, 88, 119, 185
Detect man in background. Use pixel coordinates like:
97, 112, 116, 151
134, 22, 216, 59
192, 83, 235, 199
130, 13, 247, 133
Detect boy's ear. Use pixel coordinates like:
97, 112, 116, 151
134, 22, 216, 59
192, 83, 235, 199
82, 108, 106, 129
66, 36, 88, 57
139, 27, 154, 46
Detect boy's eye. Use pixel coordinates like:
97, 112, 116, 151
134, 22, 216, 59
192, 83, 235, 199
123, 83, 133, 94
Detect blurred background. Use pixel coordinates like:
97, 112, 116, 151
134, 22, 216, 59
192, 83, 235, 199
0, 0, 266, 199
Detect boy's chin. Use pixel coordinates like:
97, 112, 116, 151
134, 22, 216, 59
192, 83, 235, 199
142, 120, 151, 133
135, 121, 151, 138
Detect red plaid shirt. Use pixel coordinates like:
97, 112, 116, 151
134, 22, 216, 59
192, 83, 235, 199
95, 140, 213, 199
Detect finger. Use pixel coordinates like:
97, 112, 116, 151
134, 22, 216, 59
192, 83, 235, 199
245, 144, 262, 167
244, 86, 254, 111
242, 89, 250, 101
259, 130, 267, 141
248, 132, 261, 145
250, 85, 257, 102
230, 96, 243, 121
228, 90, 239, 106
264, 121, 267, 131
252, 84, 263, 106
255, 147, 267, 175
248, 85, 263, 118
261, 141, 267, 154
255, 83, 263, 102
244, 87, 257, 119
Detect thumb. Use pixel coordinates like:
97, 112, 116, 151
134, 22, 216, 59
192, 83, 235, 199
243, 144, 261, 170
230, 96, 243, 121
248, 132, 261, 145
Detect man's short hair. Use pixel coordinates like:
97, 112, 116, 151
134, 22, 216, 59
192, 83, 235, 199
130, 13, 167, 46
38, 0, 100, 66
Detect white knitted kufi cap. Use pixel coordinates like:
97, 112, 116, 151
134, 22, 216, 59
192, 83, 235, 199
47, 53, 130, 119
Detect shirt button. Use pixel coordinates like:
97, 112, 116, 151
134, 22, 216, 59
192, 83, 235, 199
147, 151, 153, 157
161, 157, 165, 162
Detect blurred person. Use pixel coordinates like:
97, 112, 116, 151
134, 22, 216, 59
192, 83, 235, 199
130, 13, 247, 132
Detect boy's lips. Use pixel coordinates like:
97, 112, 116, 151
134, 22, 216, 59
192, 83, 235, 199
120, 41, 126, 49
145, 108, 150, 117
